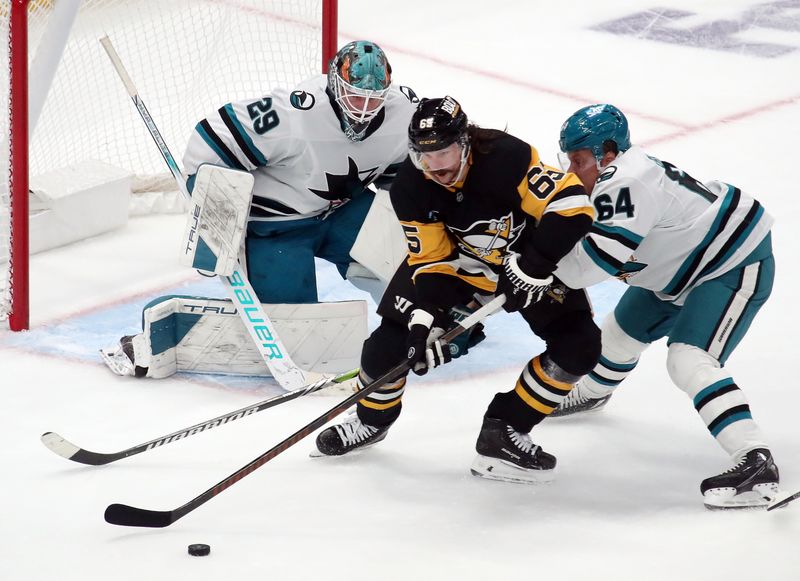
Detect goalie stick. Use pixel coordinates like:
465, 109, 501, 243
40, 369, 359, 466
104, 295, 505, 528
100, 36, 310, 391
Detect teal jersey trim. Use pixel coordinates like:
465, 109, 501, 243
195, 122, 241, 169
663, 185, 736, 296
582, 238, 620, 275
222, 104, 268, 166
691, 205, 765, 286
592, 222, 644, 247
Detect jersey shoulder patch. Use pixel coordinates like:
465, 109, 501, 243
289, 90, 316, 110
596, 165, 617, 184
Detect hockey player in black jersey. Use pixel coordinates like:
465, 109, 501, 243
314, 96, 602, 483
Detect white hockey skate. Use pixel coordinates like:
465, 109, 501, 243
100, 335, 148, 378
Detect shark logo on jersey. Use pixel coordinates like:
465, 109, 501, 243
309, 157, 380, 204
290, 90, 315, 110
449, 213, 526, 266
597, 165, 617, 184
617, 256, 647, 281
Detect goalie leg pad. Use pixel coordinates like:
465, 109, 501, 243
181, 164, 254, 276
349, 188, 408, 284
129, 295, 367, 379
345, 262, 387, 305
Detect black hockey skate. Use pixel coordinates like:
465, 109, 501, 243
549, 388, 611, 418
701, 448, 779, 509
470, 417, 556, 484
313, 412, 392, 457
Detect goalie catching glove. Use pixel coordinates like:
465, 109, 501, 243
496, 253, 553, 312
406, 309, 453, 376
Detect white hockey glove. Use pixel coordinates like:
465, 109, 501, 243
496, 253, 553, 312
406, 309, 453, 376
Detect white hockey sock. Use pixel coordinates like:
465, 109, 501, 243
668, 343, 768, 460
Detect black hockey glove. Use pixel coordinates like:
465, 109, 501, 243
406, 309, 453, 376
496, 253, 553, 313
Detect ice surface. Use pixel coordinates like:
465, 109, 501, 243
2, 1, 799, 579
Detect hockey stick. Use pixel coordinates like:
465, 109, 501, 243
40, 369, 359, 466
100, 35, 310, 390
767, 489, 800, 511
104, 295, 505, 528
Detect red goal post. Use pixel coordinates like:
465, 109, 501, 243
1, 0, 338, 331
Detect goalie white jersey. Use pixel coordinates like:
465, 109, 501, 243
555, 146, 773, 304
183, 75, 417, 221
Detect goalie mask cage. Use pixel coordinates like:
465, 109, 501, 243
1, 0, 338, 331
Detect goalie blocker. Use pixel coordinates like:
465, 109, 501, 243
101, 296, 367, 380
181, 163, 254, 277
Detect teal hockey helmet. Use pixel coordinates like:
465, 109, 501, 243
559, 104, 631, 160
328, 41, 392, 139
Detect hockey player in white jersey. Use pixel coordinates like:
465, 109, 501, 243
101, 41, 418, 380
552, 104, 779, 509
181, 40, 416, 304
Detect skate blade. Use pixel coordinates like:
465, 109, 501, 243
470, 455, 555, 485
308, 434, 387, 458
549, 399, 610, 419
703, 482, 779, 510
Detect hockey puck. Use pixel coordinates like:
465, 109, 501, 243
188, 543, 211, 557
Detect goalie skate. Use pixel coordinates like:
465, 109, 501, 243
100, 335, 148, 378
701, 448, 780, 510
311, 411, 393, 457
470, 417, 556, 484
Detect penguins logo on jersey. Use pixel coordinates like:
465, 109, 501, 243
290, 90, 315, 110
544, 283, 566, 304
450, 213, 526, 266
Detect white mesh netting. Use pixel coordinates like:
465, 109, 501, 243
1, 0, 325, 323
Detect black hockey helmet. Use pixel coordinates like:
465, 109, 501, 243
408, 96, 468, 153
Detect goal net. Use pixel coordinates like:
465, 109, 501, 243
1, 0, 336, 330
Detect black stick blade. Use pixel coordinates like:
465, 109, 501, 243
104, 503, 174, 528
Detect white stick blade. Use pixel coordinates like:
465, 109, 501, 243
40, 432, 80, 459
